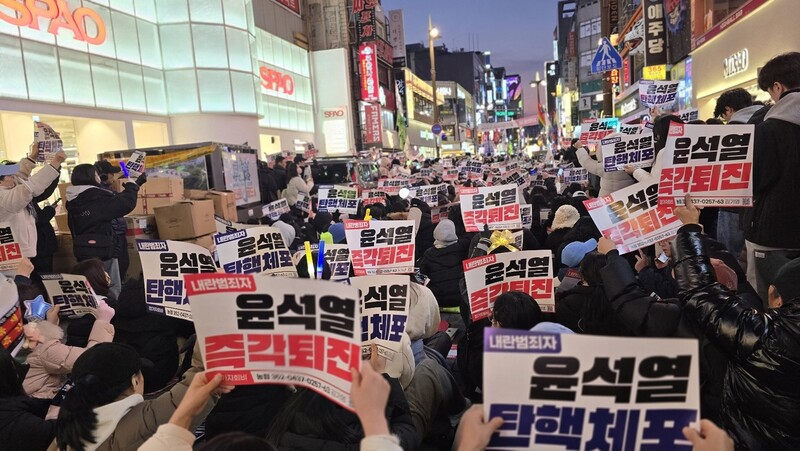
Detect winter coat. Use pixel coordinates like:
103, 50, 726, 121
34, 178, 59, 261
204, 385, 290, 439
258, 162, 280, 204
728, 104, 763, 125
544, 227, 571, 257
0, 158, 60, 257
600, 248, 728, 424
560, 145, 582, 168
631, 148, 665, 186
283, 176, 309, 207
66, 183, 139, 260
273, 165, 288, 191
746, 90, 800, 248
419, 241, 469, 308
0, 396, 55, 451
637, 266, 680, 299
23, 319, 114, 400
555, 284, 631, 336
576, 147, 636, 196
673, 223, 800, 450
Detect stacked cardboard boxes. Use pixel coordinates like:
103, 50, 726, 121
154, 199, 216, 253
131, 177, 184, 215
184, 189, 237, 221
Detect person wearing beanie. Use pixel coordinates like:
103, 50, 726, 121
545, 205, 580, 256
328, 222, 346, 244
312, 212, 333, 235
419, 219, 468, 309
272, 220, 297, 249
671, 198, 800, 450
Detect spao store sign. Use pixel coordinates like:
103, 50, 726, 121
1, 0, 107, 45
723, 49, 749, 78
260, 66, 294, 97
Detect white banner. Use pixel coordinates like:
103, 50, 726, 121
459, 184, 522, 232
361, 190, 385, 207
350, 275, 410, 359
40, 273, 99, 319
563, 168, 589, 184
344, 220, 415, 276
377, 178, 409, 195
483, 328, 700, 450
215, 226, 297, 277
295, 192, 311, 214
411, 184, 445, 207
138, 240, 218, 320
658, 123, 754, 208
186, 274, 360, 409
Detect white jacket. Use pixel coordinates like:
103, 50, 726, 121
283, 176, 310, 206
0, 158, 60, 257
632, 149, 665, 186
576, 147, 636, 196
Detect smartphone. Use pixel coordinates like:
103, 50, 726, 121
657, 252, 669, 264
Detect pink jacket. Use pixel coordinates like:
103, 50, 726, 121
23, 320, 114, 399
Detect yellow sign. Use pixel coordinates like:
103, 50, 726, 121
643, 65, 667, 80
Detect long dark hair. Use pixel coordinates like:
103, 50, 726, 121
71, 164, 100, 187
56, 374, 133, 451
0, 347, 25, 398
653, 114, 684, 156
576, 252, 620, 335
72, 259, 110, 298
265, 388, 361, 446
286, 162, 300, 180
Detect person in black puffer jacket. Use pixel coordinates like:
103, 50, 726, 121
0, 347, 55, 451
66, 164, 144, 299
419, 219, 468, 309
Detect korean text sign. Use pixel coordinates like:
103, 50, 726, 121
186, 274, 361, 409
361, 190, 385, 206
584, 181, 683, 254
215, 227, 298, 278
483, 328, 700, 450
344, 220, 415, 276
463, 251, 554, 320
215, 216, 259, 235
295, 192, 311, 214
563, 168, 589, 184
658, 123, 754, 207
0, 223, 22, 272
263, 199, 291, 221
40, 273, 98, 319
638, 80, 679, 108
324, 244, 352, 281
350, 275, 410, 358
318, 187, 360, 214
377, 178, 408, 195
460, 184, 522, 232
138, 240, 217, 320
126, 151, 146, 178
412, 184, 445, 207
0, 292, 23, 356
601, 133, 655, 172
579, 118, 619, 145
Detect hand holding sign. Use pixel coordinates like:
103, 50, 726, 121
682, 419, 734, 451
351, 356, 391, 437
454, 405, 504, 451
674, 194, 702, 225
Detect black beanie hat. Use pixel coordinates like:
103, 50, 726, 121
773, 257, 800, 303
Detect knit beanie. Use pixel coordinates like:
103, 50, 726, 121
552, 205, 580, 230
773, 257, 800, 303
328, 222, 346, 244
433, 219, 458, 248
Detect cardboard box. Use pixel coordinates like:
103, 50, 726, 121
57, 182, 71, 203
178, 233, 215, 253
54, 213, 70, 233
154, 199, 215, 240
131, 177, 184, 215
124, 215, 158, 250
184, 189, 209, 200
206, 190, 237, 221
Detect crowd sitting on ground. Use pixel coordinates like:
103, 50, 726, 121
1, 52, 800, 451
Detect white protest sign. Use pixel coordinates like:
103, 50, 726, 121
215, 226, 297, 277
33, 122, 62, 163
463, 250, 554, 321
186, 274, 361, 409
483, 328, 700, 450
443, 168, 460, 181
0, 223, 22, 272
411, 184, 444, 207
263, 198, 291, 221
138, 240, 217, 320
350, 275, 410, 359
466, 160, 484, 179
377, 178, 409, 195
361, 190, 385, 207
563, 168, 589, 184
459, 184, 522, 232
579, 118, 619, 145
442, 158, 454, 168
292, 243, 351, 281
430, 203, 455, 224
521, 204, 533, 229
126, 151, 146, 178
677, 108, 700, 123
295, 192, 311, 214
619, 124, 645, 135
318, 186, 359, 215
214, 215, 259, 235
658, 123, 754, 208
600, 133, 655, 172
638, 79, 680, 108
584, 181, 683, 254
40, 273, 99, 318
344, 220, 415, 276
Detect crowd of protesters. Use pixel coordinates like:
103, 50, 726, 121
2, 52, 800, 451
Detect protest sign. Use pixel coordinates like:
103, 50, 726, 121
126, 151, 146, 178
677, 108, 700, 123
619, 124, 644, 135
499, 170, 530, 190
344, 220, 415, 276
658, 123, 754, 207
579, 118, 619, 145
483, 328, 700, 450
361, 190, 385, 206
295, 192, 311, 214
40, 273, 98, 318
32, 122, 62, 163
463, 250, 554, 321
216, 226, 297, 277
324, 244, 351, 281
443, 168, 459, 181
521, 205, 533, 229
466, 160, 484, 179
430, 203, 455, 224
263, 198, 291, 221
411, 184, 444, 207
584, 181, 683, 254
378, 178, 409, 195
442, 158, 454, 168
0, 294, 23, 356
350, 275, 410, 359
0, 223, 22, 272
460, 184, 522, 232
420, 167, 434, 179
215, 216, 259, 235
601, 134, 655, 172
138, 240, 217, 320
638, 80, 680, 108
318, 187, 359, 214
562, 168, 589, 184
186, 274, 360, 409
530, 174, 546, 187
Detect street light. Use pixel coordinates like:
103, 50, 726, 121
428, 15, 442, 157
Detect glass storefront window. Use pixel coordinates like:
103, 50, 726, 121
226, 28, 252, 72
165, 70, 199, 113
110, 0, 136, 15
118, 62, 147, 112
60, 49, 96, 107
231, 72, 257, 114
22, 40, 63, 102
190, 0, 224, 23
223, 0, 249, 29
0, 36, 27, 99
142, 67, 168, 114
137, 19, 162, 69
192, 24, 228, 68
160, 24, 194, 69
198, 70, 233, 112
91, 56, 123, 109
134, 0, 158, 22
86, 6, 117, 59
112, 11, 141, 64
155, 0, 190, 24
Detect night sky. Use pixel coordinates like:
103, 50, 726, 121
381, 0, 560, 118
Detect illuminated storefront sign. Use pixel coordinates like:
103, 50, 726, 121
0, 0, 107, 45
723, 49, 749, 78
359, 43, 379, 102
260, 67, 295, 96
